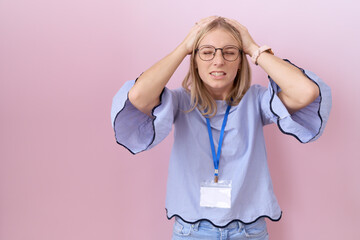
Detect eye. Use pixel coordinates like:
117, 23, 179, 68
224, 51, 236, 55
203, 51, 214, 55
223, 47, 238, 55
200, 47, 215, 55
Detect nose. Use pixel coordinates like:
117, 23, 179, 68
213, 49, 225, 65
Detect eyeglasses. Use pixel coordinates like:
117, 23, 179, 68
195, 45, 242, 62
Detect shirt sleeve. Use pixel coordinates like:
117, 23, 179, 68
259, 59, 332, 143
111, 79, 178, 154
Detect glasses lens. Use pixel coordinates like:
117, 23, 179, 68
222, 46, 239, 61
199, 46, 215, 61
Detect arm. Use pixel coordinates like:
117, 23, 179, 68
129, 16, 217, 116
225, 18, 319, 114
252, 47, 319, 114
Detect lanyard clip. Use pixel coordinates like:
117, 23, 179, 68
214, 169, 219, 183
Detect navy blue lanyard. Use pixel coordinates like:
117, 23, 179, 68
206, 104, 231, 183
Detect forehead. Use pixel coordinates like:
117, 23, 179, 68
199, 28, 238, 47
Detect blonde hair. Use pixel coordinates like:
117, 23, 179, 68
182, 17, 252, 117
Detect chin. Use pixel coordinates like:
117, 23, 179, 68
203, 80, 233, 97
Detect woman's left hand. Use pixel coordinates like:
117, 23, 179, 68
224, 18, 260, 57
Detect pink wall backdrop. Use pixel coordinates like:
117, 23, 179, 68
1, 0, 359, 239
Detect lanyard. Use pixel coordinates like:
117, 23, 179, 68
206, 104, 231, 183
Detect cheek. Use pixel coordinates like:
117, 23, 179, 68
196, 61, 209, 79
227, 63, 240, 79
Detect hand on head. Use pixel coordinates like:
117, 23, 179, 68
182, 16, 218, 54
182, 16, 259, 57
223, 18, 259, 56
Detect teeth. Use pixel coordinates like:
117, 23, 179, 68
211, 72, 225, 76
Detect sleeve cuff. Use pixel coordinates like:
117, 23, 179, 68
111, 79, 176, 154
268, 59, 332, 143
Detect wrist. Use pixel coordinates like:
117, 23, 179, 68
176, 42, 191, 57
248, 44, 260, 57
250, 45, 274, 65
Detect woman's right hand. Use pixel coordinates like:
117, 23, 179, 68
181, 16, 218, 54
129, 16, 218, 116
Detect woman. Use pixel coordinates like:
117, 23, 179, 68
111, 16, 331, 239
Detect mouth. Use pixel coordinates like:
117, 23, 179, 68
210, 71, 226, 77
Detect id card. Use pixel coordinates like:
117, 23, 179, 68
200, 180, 232, 208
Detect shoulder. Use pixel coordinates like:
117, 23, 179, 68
230, 84, 268, 113
160, 87, 191, 111
243, 84, 267, 100
167, 87, 190, 102
172, 86, 188, 96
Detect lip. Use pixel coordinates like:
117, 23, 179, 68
209, 71, 226, 79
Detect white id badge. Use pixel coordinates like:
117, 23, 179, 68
200, 180, 232, 208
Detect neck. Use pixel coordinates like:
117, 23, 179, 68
206, 86, 231, 101
211, 92, 226, 100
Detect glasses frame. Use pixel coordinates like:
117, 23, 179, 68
195, 45, 242, 62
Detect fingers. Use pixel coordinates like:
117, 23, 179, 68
182, 17, 217, 54
224, 17, 247, 31
191, 16, 217, 36
198, 16, 218, 24
194, 16, 245, 30
195, 16, 217, 29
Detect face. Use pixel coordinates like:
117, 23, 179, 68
195, 28, 241, 100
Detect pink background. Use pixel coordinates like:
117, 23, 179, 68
1, 0, 359, 239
